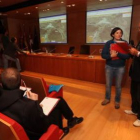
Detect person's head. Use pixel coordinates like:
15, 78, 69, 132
11, 37, 17, 43
110, 27, 123, 40
1, 68, 21, 90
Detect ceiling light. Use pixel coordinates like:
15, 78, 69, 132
99, 0, 103, 1
47, 9, 50, 11
61, 1, 64, 3
16, 11, 19, 13
35, 7, 38, 9
67, 5, 71, 7
72, 4, 75, 7
24, 13, 31, 15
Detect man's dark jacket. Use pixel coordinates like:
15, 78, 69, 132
3, 42, 24, 58
0, 87, 51, 140
129, 42, 140, 82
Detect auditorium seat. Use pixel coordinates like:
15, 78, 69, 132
21, 74, 63, 102
0, 113, 63, 140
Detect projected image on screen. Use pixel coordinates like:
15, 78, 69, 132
39, 15, 67, 43
86, 6, 132, 43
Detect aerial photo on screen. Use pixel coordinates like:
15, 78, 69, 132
39, 15, 67, 43
86, 6, 132, 43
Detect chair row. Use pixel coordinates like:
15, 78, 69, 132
0, 73, 64, 140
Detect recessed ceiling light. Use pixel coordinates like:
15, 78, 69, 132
24, 13, 31, 15
72, 4, 75, 7
67, 5, 71, 7
61, 1, 64, 3
47, 9, 50, 11
35, 7, 38, 9
16, 11, 19, 13
99, 0, 102, 1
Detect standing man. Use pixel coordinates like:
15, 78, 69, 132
3, 37, 26, 72
125, 22, 140, 126
1, 30, 10, 50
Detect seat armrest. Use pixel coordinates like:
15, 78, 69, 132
48, 87, 63, 98
41, 78, 63, 97
39, 124, 63, 140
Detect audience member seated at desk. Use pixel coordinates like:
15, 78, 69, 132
3, 37, 26, 72
0, 68, 83, 140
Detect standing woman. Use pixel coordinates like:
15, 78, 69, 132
101, 27, 130, 109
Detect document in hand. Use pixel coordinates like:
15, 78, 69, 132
40, 97, 60, 116
20, 86, 31, 91
20, 86, 32, 97
110, 41, 131, 60
115, 41, 131, 53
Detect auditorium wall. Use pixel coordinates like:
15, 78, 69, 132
6, 3, 140, 54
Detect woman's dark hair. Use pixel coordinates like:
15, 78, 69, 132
110, 27, 123, 38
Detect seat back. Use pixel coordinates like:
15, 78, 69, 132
80, 45, 90, 55
0, 113, 29, 140
0, 113, 63, 140
21, 74, 48, 102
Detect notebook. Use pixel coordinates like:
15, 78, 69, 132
110, 42, 131, 60
40, 97, 60, 116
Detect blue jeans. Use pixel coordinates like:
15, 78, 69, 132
105, 65, 125, 103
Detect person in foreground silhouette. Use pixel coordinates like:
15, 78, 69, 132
124, 22, 140, 127
0, 68, 83, 140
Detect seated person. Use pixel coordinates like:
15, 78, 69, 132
0, 68, 83, 140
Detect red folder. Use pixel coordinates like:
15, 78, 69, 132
110, 42, 131, 60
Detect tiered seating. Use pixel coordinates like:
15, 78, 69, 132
0, 113, 63, 140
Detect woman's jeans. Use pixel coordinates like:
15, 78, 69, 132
105, 65, 125, 103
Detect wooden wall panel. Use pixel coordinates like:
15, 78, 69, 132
19, 54, 99, 83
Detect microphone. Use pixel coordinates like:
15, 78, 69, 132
68, 49, 74, 54
47, 48, 56, 55
45, 48, 48, 53
67, 49, 74, 57
130, 40, 135, 48
88, 50, 96, 58
49, 48, 56, 53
